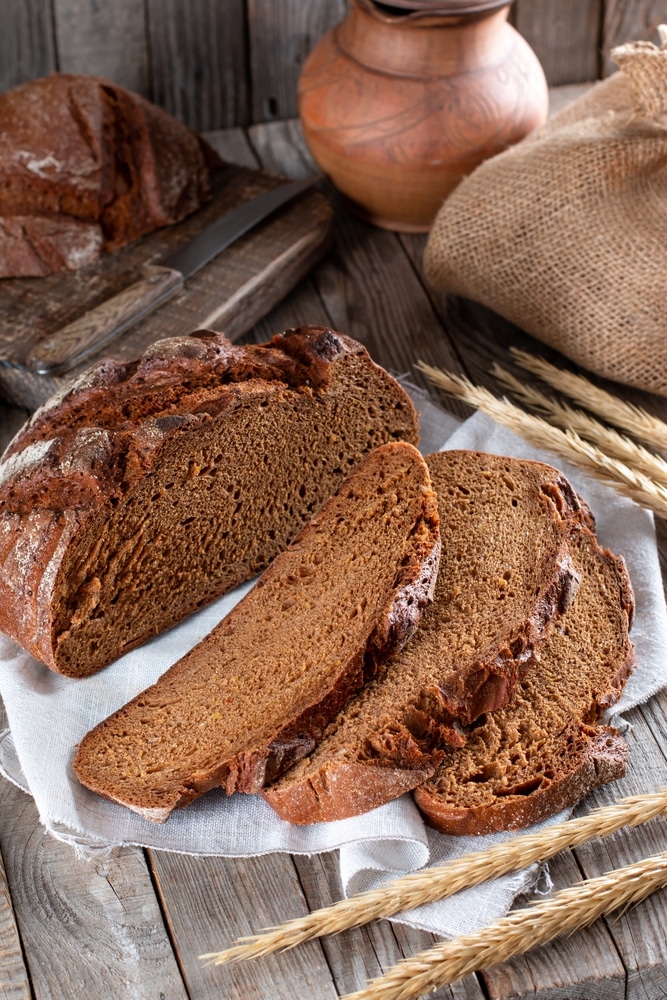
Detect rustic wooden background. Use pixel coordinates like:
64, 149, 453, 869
1, 0, 665, 131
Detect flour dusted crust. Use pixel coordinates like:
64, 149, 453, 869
414, 525, 635, 835
72, 441, 440, 820
0, 73, 217, 277
263, 451, 585, 824
0, 326, 418, 676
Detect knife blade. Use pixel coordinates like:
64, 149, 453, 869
26, 174, 322, 377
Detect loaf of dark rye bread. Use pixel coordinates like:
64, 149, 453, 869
263, 450, 584, 824
414, 523, 635, 835
0, 326, 418, 677
0, 73, 218, 277
72, 441, 440, 821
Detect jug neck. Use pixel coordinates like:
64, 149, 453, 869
338, 0, 512, 78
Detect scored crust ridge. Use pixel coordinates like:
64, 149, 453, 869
0, 325, 418, 676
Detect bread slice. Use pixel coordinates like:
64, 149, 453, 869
72, 441, 440, 821
0, 326, 418, 677
263, 451, 583, 824
414, 524, 635, 835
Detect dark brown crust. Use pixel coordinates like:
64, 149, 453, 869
72, 442, 440, 820
263, 453, 587, 825
0, 73, 216, 276
414, 727, 628, 836
414, 527, 636, 836
0, 326, 418, 674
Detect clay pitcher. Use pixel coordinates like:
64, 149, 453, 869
298, 0, 549, 232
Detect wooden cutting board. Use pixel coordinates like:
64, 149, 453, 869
0, 163, 333, 410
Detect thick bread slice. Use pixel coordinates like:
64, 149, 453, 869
0, 326, 418, 677
263, 451, 583, 824
414, 524, 635, 835
72, 441, 440, 822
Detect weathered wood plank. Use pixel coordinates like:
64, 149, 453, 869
149, 850, 338, 1000
0, 407, 28, 453
146, 0, 249, 130
602, 0, 666, 76
52, 0, 149, 96
203, 128, 260, 170
481, 850, 625, 1000
0, 842, 30, 1000
0, 0, 55, 94
247, 0, 346, 123
0, 778, 187, 1000
570, 702, 667, 998
0, 164, 333, 410
511, 0, 602, 85
248, 119, 464, 396
294, 851, 484, 999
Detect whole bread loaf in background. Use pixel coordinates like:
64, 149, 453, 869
0, 73, 218, 277
72, 442, 440, 822
264, 451, 584, 824
415, 523, 635, 835
0, 325, 418, 677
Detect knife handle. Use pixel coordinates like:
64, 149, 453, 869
26, 265, 184, 376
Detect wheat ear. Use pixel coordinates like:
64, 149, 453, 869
492, 364, 667, 486
510, 348, 667, 453
200, 788, 667, 966
416, 362, 667, 519
342, 853, 667, 1000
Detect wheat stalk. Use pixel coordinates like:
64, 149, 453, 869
510, 348, 667, 453
416, 362, 667, 519
492, 364, 667, 486
341, 852, 667, 1000
200, 788, 667, 966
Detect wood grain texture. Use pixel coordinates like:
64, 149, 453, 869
204, 128, 260, 170
149, 850, 338, 999
602, 0, 667, 75
0, 780, 187, 1000
294, 851, 484, 999
571, 703, 667, 998
146, 0, 249, 130
0, 846, 30, 1000
0, 163, 333, 410
247, 0, 346, 122
0, 0, 55, 93
511, 0, 602, 84
481, 851, 626, 999
248, 119, 464, 394
52, 0, 149, 95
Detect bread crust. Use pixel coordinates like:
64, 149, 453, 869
414, 527, 636, 836
0, 73, 216, 276
263, 452, 586, 824
0, 326, 418, 676
72, 442, 440, 820
414, 726, 628, 836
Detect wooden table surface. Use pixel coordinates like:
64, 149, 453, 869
3, 95, 667, 1000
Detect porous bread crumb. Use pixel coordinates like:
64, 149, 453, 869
263, 451, 584, 824
72, 441, 440, 820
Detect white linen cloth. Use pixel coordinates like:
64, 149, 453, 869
1, 389, 665, 938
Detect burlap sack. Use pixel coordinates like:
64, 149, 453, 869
424, 32, 667, 397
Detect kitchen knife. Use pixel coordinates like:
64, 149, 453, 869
26, 174, 322, 377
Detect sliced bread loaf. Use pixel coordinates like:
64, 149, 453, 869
0, 326, 418, 677
414, 524, 635, 835
0, 73, 218, 276
72, 441, 440, 821
263, 450, 583, 824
